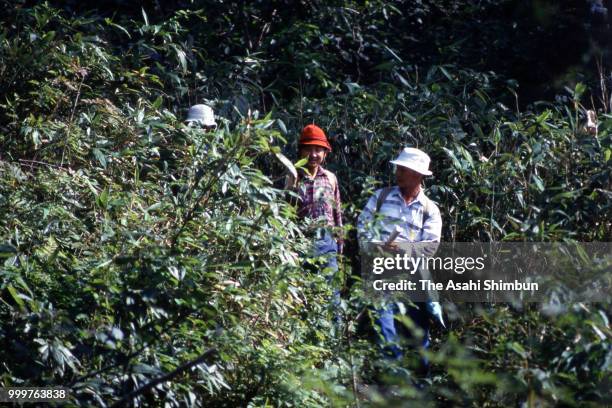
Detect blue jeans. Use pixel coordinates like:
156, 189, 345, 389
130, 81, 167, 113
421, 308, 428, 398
314, 230, 338, 274
375, 302, 430, 375
314, 231, 341, 322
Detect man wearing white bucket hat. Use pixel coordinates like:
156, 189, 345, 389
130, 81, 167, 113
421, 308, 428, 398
185, 104, 217, 130
357, 147, 443, 377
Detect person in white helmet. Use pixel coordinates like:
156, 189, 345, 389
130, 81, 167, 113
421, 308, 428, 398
357, 147, 444, 377
157, 104, 217, 172
185, 104, 217, 132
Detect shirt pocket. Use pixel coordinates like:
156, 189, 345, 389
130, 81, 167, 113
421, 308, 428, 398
379, 202, 399, 218
404, 207, 425, 228
378, 204, 403, 229
314, 184, 334, 203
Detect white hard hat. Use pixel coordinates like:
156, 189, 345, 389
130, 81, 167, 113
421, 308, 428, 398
186, 104, 216, 127
390, 147, 433, 176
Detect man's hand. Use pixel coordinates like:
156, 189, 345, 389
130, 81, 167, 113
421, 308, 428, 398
382, 241, 402, 254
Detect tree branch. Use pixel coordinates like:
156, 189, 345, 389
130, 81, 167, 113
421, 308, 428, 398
111, 348, 218, 407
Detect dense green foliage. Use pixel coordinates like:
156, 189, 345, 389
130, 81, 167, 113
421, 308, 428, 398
1, 1, 610, 406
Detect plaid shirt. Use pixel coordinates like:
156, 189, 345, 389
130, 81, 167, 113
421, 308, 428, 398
357, 187, 441, 243
294, 167, 343, 233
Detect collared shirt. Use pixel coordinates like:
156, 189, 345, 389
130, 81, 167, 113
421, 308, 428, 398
357, 186, 442, 243
294, 166, 343, 233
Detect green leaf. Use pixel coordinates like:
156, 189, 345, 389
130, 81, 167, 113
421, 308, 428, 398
141, 7, 149, 26
443, 147, 462, 170
574, 82, 586, 101
104, 18, 131, 38
275, 152, 297, 179
7, 285, 26, 311
152, 96, 163, 109
276, 119, 287, 135
177, 49, 187, 73
294, 157, 308, 169
0, 244, 17, 258
458, 145, 474, 169
396, 73, 413, 89
508, 342, 528, 359
439, 65, 453, 81
536, 110, 551, 124
531, 174, 545, 192
344, 82, 361, 94
92, 148, 107, 168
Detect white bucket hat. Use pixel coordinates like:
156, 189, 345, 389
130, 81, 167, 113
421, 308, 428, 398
186, 104, 216, 127
390, 147, 432, 176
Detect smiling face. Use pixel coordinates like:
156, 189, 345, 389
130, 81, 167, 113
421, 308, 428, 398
395, 165, 424, 191
299, 145, 328, 173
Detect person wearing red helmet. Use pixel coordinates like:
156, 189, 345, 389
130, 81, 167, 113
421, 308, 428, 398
286, 124, 343, 275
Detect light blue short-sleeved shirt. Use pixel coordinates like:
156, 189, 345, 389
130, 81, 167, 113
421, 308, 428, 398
357, 186, 442, 243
